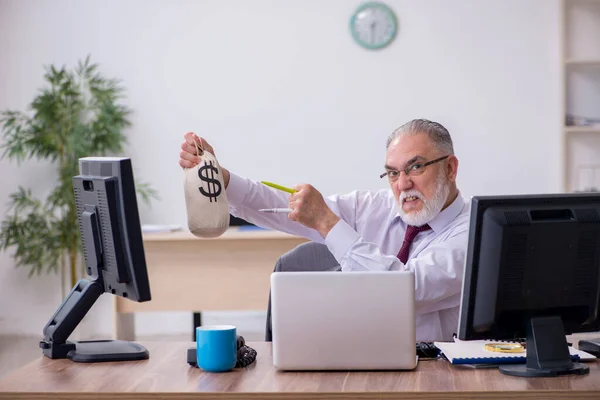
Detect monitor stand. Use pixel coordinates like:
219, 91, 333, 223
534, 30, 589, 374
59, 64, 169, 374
39, 279, 149, 363
40, 339, 148, 362
499, 316, 589, 377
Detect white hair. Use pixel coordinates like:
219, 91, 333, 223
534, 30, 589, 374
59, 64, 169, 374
386, 119, 454, 155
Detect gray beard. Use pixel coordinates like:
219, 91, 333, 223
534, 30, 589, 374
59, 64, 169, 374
397, 171, 450, 227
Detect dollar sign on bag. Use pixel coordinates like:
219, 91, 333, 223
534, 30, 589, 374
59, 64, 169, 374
198, 161, 222, 202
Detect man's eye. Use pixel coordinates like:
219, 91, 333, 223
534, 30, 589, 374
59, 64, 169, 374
409, 163, 423, 171
388, 170, 399, 177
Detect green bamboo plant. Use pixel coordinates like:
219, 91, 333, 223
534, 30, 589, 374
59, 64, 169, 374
0, 56, 157, 293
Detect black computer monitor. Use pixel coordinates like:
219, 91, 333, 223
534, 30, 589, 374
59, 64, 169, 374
40, 157, 152, 362
457, 193, 600, 377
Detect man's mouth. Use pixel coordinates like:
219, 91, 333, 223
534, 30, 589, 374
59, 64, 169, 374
401, 195, 423, 212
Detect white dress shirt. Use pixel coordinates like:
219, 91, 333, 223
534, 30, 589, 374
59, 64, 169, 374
226, 171, 471, 341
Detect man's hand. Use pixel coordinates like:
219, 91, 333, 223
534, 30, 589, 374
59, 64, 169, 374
288, 184, 340, 238
179, 132, 230, 187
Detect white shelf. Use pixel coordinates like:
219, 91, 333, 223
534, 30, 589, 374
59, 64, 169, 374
562, 0, 600, 191
566, 126, 600, 133
565, 59, 600, 67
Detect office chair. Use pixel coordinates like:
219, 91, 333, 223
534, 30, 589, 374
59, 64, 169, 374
265, 241, 340, 341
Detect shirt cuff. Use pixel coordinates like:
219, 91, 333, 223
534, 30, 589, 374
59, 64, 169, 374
324, 219, 361, 263
225, 171, 250, 207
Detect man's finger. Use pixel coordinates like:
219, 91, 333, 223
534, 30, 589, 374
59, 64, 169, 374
179, 159, 196, 169
287, 211, 295, 222
181, 141, 198, 155
184, 131, 196, 145
180, 150, 199, 163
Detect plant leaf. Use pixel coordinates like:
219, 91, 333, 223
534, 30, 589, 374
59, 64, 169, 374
0, 56, 158, 280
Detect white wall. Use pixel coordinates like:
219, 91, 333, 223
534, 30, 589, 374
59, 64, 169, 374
0, 0, 561, 337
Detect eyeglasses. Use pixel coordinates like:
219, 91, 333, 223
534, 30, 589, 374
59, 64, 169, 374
380, 155, 450, 181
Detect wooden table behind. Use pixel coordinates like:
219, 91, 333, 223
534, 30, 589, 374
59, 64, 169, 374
1, 342, 599, 400
114, 228, 308, 340
130, 228, 308, 312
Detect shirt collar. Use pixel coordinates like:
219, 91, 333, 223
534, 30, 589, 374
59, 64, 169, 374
394, 191, 466, 234
427, 192, 466, 233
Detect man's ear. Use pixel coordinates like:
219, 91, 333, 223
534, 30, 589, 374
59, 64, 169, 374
446, 155, 459, 183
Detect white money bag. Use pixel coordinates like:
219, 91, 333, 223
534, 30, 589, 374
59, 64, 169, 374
183, 140, 229, 238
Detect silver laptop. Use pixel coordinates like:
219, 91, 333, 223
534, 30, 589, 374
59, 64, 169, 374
270, 270, 417, 371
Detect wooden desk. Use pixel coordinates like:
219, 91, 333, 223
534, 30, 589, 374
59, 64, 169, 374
114, 228, 308, 340
0, 342, 599, 399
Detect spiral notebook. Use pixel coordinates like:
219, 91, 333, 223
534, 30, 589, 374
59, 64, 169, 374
434, 338, 596, 365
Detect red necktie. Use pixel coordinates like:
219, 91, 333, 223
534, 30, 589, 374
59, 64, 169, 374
397, 224, 431, 264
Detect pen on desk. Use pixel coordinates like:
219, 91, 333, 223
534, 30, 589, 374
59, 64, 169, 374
260, 181, 297, 194
258, 208, 293, 213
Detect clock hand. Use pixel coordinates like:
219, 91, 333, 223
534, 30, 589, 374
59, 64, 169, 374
370, 21, 376, 44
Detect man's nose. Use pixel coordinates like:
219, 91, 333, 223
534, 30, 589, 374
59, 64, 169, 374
395, 172, 413, 192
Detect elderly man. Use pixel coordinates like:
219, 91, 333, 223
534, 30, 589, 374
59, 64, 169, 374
179, 119, 469, 341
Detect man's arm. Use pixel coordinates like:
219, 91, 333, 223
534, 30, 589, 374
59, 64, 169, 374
225, 172, 357, 243
328, 223, 468, 315
179, 133, 359, 242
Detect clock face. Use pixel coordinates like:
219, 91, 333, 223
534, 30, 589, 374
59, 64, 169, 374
350, 2, 398, 50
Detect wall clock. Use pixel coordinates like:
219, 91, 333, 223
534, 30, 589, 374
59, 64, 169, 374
350, 2, 398, 50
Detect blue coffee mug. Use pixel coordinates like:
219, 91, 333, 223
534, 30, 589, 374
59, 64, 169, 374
196, 325, 237, 372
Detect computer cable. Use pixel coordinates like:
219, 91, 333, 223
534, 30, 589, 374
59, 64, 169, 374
416, 342, 441, 359
235, 335, 257, 368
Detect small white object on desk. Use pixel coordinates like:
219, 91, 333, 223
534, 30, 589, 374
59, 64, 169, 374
258, 208, 293, 213
141, 224, 183, 234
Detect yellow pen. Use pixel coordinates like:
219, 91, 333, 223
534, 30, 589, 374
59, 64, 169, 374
260, 181, 297, 194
